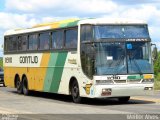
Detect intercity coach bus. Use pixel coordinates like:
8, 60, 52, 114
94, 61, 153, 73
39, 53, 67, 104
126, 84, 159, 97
4, 18, 154, 103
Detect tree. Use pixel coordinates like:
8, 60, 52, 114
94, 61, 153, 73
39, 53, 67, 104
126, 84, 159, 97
154, 51, 160, 75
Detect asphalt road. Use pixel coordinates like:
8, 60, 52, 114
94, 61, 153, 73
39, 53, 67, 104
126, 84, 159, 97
0, 85, 160, 120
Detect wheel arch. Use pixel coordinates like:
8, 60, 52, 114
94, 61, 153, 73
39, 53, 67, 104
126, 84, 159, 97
14, 74, 20, 88
69, 76, 78, 95
21, 74, 27, 82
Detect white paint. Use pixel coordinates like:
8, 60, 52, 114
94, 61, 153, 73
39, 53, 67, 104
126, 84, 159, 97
78, 18, 147, 25
3, 53, 43, 67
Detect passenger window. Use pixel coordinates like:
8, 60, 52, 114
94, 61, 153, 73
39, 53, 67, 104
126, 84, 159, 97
52, 31, 63, 49
18, 36, 22, 50
29, 34, 38, 50
81, 25, 92, 42
4, 37, 9, 52
8, 36, 17, 51
39, 32, 50, 50
65, 29, 78, 49
18, 36, 28, 51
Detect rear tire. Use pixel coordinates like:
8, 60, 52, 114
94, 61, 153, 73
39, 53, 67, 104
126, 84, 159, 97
16, 77, 23, 94
3, 83, 5, 87
71, 80, 81, 103
118, 96, 130, 103
22, 77, 29, 95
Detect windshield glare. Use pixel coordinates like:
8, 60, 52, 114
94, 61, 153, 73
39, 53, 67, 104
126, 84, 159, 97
95, 42, 127, 75
80, 25, 153, 77
94, 42, 153, 75
127, 42, 153, 74
94, 25, 149, 39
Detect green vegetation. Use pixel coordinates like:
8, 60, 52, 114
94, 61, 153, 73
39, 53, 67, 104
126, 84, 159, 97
154, 50, 160, 90
154, 80, 160, 90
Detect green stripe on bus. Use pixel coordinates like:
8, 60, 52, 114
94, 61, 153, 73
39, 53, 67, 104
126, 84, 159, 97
43, 52, 68, 93
49, 52, 68, 92
43, 53, 58, 92
127, 75, 143, 80
59, 20, 79, 28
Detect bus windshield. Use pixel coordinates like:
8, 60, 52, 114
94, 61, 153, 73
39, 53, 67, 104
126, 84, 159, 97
94, 25, 149, 39
95, 42, 127, 75
95, 42, 153, 75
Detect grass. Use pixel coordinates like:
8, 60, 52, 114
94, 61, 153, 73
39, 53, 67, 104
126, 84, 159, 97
155, 80, 160, 90
155, 73, 160, 90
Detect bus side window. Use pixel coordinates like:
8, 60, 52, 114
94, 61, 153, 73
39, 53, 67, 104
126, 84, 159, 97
39, 32, 50, 50
29, 34, 38, 50
52, 31, 63, 49
4, 37, 9, 52
22, 35, 28, 51
18, 36, 22, 50
8, 36, 17, 51
65, 28, 78, 49
81, 25, 92, 42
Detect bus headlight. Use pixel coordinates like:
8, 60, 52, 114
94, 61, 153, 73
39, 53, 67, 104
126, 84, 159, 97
142, 79, 154, 83
96, 80, 114, 85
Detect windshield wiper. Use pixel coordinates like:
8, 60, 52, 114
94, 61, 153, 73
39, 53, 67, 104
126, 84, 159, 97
128, 46, 143, 75
113, 54, 125, 75
132, 58, 142, 75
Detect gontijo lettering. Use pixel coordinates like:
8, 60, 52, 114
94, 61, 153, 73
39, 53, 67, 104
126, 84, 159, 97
19, 56, 38, 64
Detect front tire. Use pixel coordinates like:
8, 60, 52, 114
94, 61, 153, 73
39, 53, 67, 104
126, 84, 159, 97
22, 77, 29, 95
71, 80, 81, 103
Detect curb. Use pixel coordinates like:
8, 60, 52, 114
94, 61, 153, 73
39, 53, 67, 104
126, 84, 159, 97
131, 97, 160, 103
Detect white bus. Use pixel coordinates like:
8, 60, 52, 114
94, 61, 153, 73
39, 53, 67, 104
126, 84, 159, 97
4, 18, 154, 103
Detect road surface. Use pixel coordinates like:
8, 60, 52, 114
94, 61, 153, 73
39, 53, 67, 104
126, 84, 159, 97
0, 85, 159, 120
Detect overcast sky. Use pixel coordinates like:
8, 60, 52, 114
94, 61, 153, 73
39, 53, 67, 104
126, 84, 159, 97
0, 0, 160, 56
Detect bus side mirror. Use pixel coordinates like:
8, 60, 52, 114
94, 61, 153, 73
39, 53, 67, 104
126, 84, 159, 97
151, 43, 158, 60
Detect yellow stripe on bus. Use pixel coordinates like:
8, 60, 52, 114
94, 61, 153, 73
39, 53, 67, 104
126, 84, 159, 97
35, 53, 50, 91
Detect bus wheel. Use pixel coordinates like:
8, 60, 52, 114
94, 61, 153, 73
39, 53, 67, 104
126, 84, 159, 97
118, 96, 130, 103
71, 80, 81, 103
16, 77, 22, 94
22, 77, 29, 95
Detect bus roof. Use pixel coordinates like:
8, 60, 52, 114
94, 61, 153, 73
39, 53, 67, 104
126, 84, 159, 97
4, 18, 147, 36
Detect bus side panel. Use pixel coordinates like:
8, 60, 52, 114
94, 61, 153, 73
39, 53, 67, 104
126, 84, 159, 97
57, 51, 79, 94
43, 52, 68, 93
4, 67, 27, 88
58, 51, 92, 96
4, 67, 15, 88
33, 53, 50, 91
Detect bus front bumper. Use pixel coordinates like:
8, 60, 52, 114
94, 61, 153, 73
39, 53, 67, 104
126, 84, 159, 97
93, 84, 154, 98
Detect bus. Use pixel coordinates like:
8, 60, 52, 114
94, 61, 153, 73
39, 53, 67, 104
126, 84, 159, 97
4, 18, 154, 103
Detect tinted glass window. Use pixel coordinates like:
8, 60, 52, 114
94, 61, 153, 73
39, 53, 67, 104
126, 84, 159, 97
22, 36, 28, 50
94, 25, 149, 39
40, 32, 50, 50
18, 36, 22, 50
18, 35, 28, 51
52, 31, 63, 49
81, 25, 92, 41
65, 29, 78, 48
4, 37, 9, 52
8, 36, 17, 51
29, 34, 38, 50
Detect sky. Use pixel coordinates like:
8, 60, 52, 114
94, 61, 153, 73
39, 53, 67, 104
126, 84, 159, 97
0, 0, 160, 56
